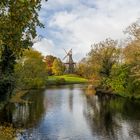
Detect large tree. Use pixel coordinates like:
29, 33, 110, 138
88, 38, 119, 78
0, 0, 46, 96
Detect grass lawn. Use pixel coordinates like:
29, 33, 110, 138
47, 74, 88, 85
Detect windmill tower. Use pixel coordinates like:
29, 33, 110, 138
63, 49, 76, 74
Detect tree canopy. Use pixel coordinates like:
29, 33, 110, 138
0, 0, 46, 96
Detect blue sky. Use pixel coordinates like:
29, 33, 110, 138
33, 0, 140, 61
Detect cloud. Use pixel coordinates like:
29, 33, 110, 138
33, 37, 66, 60
33, 38, 55, 56
41, 0, 79, 10
33, 0, 140, 61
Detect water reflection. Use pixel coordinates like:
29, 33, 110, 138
0, 90, 45, 129
84, 94, 140, 140
0, 84, 140, 140
68, 91, 73, 112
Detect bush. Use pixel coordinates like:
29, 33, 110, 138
14, 49, 48, 90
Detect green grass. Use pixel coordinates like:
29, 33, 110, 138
47, 74, 88, 85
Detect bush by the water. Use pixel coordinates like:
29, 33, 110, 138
14, 49, 48, 90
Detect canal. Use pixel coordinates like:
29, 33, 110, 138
0, 84, 140, 140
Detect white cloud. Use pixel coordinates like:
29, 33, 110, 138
41, 0, 79, 10
33, 38, 55, 56
33, 37, 67, 60
34, 0, 140, 61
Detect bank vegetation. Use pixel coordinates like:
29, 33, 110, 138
76, 20, 140, 99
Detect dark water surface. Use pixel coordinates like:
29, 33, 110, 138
0, 84, 140, 140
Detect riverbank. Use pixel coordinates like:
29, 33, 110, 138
46, 74, 88, 85
95, 88, 140, 100
6, 75, 87, 104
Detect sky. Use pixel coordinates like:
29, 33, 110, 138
33, 0, 140, 61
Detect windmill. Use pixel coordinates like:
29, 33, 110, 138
63, 48, 76, 73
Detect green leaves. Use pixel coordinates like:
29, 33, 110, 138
106, 65, 129, 93
0, 0, 43, 56
14, 49, 48, 89
0, 0, 46, 95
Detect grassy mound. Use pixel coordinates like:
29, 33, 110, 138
47, 74, 88, 85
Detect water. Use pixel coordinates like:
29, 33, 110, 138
0, 84, 140, 140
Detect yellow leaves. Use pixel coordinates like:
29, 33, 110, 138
0, 124, 24, 140
0, 125, 16, 139
0, 40, 4, 46
124, 40, 140, 64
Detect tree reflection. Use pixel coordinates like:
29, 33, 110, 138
84, 94, 140, 139
0, 90, 45, 129
68, 92, 73, 112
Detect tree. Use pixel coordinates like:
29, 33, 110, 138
44, 55, 57, 75
52, 59, 65, 75
14, 49, 48, 89
122, 20, 140, 94
125, 20, 140, 40
0, 0, 46, 96
76, 58, 94, 78
124, 20, 140, 64
88, 38, 119, 78
107, 20, 140, 95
